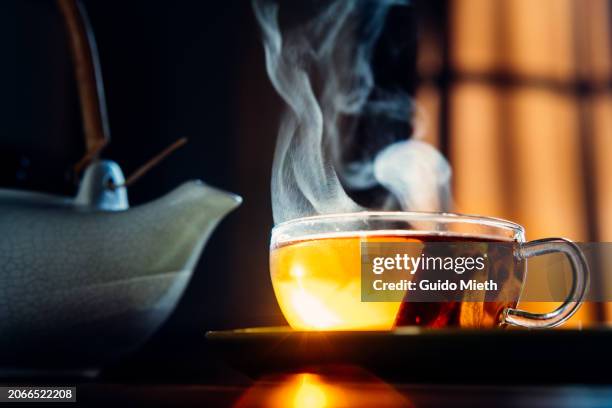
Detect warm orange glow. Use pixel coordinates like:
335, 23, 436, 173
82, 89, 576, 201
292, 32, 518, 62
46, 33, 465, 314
592, 95, 612, 322
420, 0, 612, 326
581, 0, 611, 83
270, 236, 421, 331
235, 373, 338, 408
292, 375, 329, 408
451, 83, 507, 218
507, 87, 587, 241
502, 0, 575, 80
451, 0, 499, 72
505, 88, 591, 326
288, 281, 342, 330
592, 95, 612, 242
234, 369, 411, 408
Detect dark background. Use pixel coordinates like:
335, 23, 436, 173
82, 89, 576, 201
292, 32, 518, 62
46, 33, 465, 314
1, 0, 419, 381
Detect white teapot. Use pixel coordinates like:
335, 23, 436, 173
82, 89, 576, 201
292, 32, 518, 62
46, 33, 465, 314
0, 160, 241, 372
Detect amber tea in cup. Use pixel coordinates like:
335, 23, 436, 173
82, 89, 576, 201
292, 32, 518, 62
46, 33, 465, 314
270, 212, 588, 331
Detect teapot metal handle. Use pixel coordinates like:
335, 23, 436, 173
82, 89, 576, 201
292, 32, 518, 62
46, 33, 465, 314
57, 0, 110, 175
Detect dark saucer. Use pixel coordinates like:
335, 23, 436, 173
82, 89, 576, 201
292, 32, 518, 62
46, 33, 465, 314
206, 326, 612, 384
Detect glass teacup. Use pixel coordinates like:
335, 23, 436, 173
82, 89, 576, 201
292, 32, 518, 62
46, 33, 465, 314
270, 212, 588, 330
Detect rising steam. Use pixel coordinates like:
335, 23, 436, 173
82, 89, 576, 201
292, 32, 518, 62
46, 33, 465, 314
253, 0, 452, 224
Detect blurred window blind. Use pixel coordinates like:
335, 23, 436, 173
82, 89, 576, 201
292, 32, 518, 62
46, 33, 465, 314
415, 0, 612, 325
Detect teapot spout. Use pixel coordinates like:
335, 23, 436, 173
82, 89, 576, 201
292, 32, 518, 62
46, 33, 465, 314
156, 180, 242, 224
133, 180, 242, 271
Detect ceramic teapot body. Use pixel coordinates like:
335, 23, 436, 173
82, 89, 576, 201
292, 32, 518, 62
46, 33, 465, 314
0, 161, 241, 371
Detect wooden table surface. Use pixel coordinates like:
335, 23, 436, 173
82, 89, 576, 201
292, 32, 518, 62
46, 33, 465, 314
75, 373, 612, 407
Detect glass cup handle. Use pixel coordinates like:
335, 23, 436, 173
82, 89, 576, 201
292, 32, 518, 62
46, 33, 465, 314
502, 237, 589, 328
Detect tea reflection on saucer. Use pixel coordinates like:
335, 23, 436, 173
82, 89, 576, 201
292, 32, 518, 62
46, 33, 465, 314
233, 366, 411, 408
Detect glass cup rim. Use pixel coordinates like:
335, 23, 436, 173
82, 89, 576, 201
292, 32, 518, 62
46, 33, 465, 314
271, 211, 526, 243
